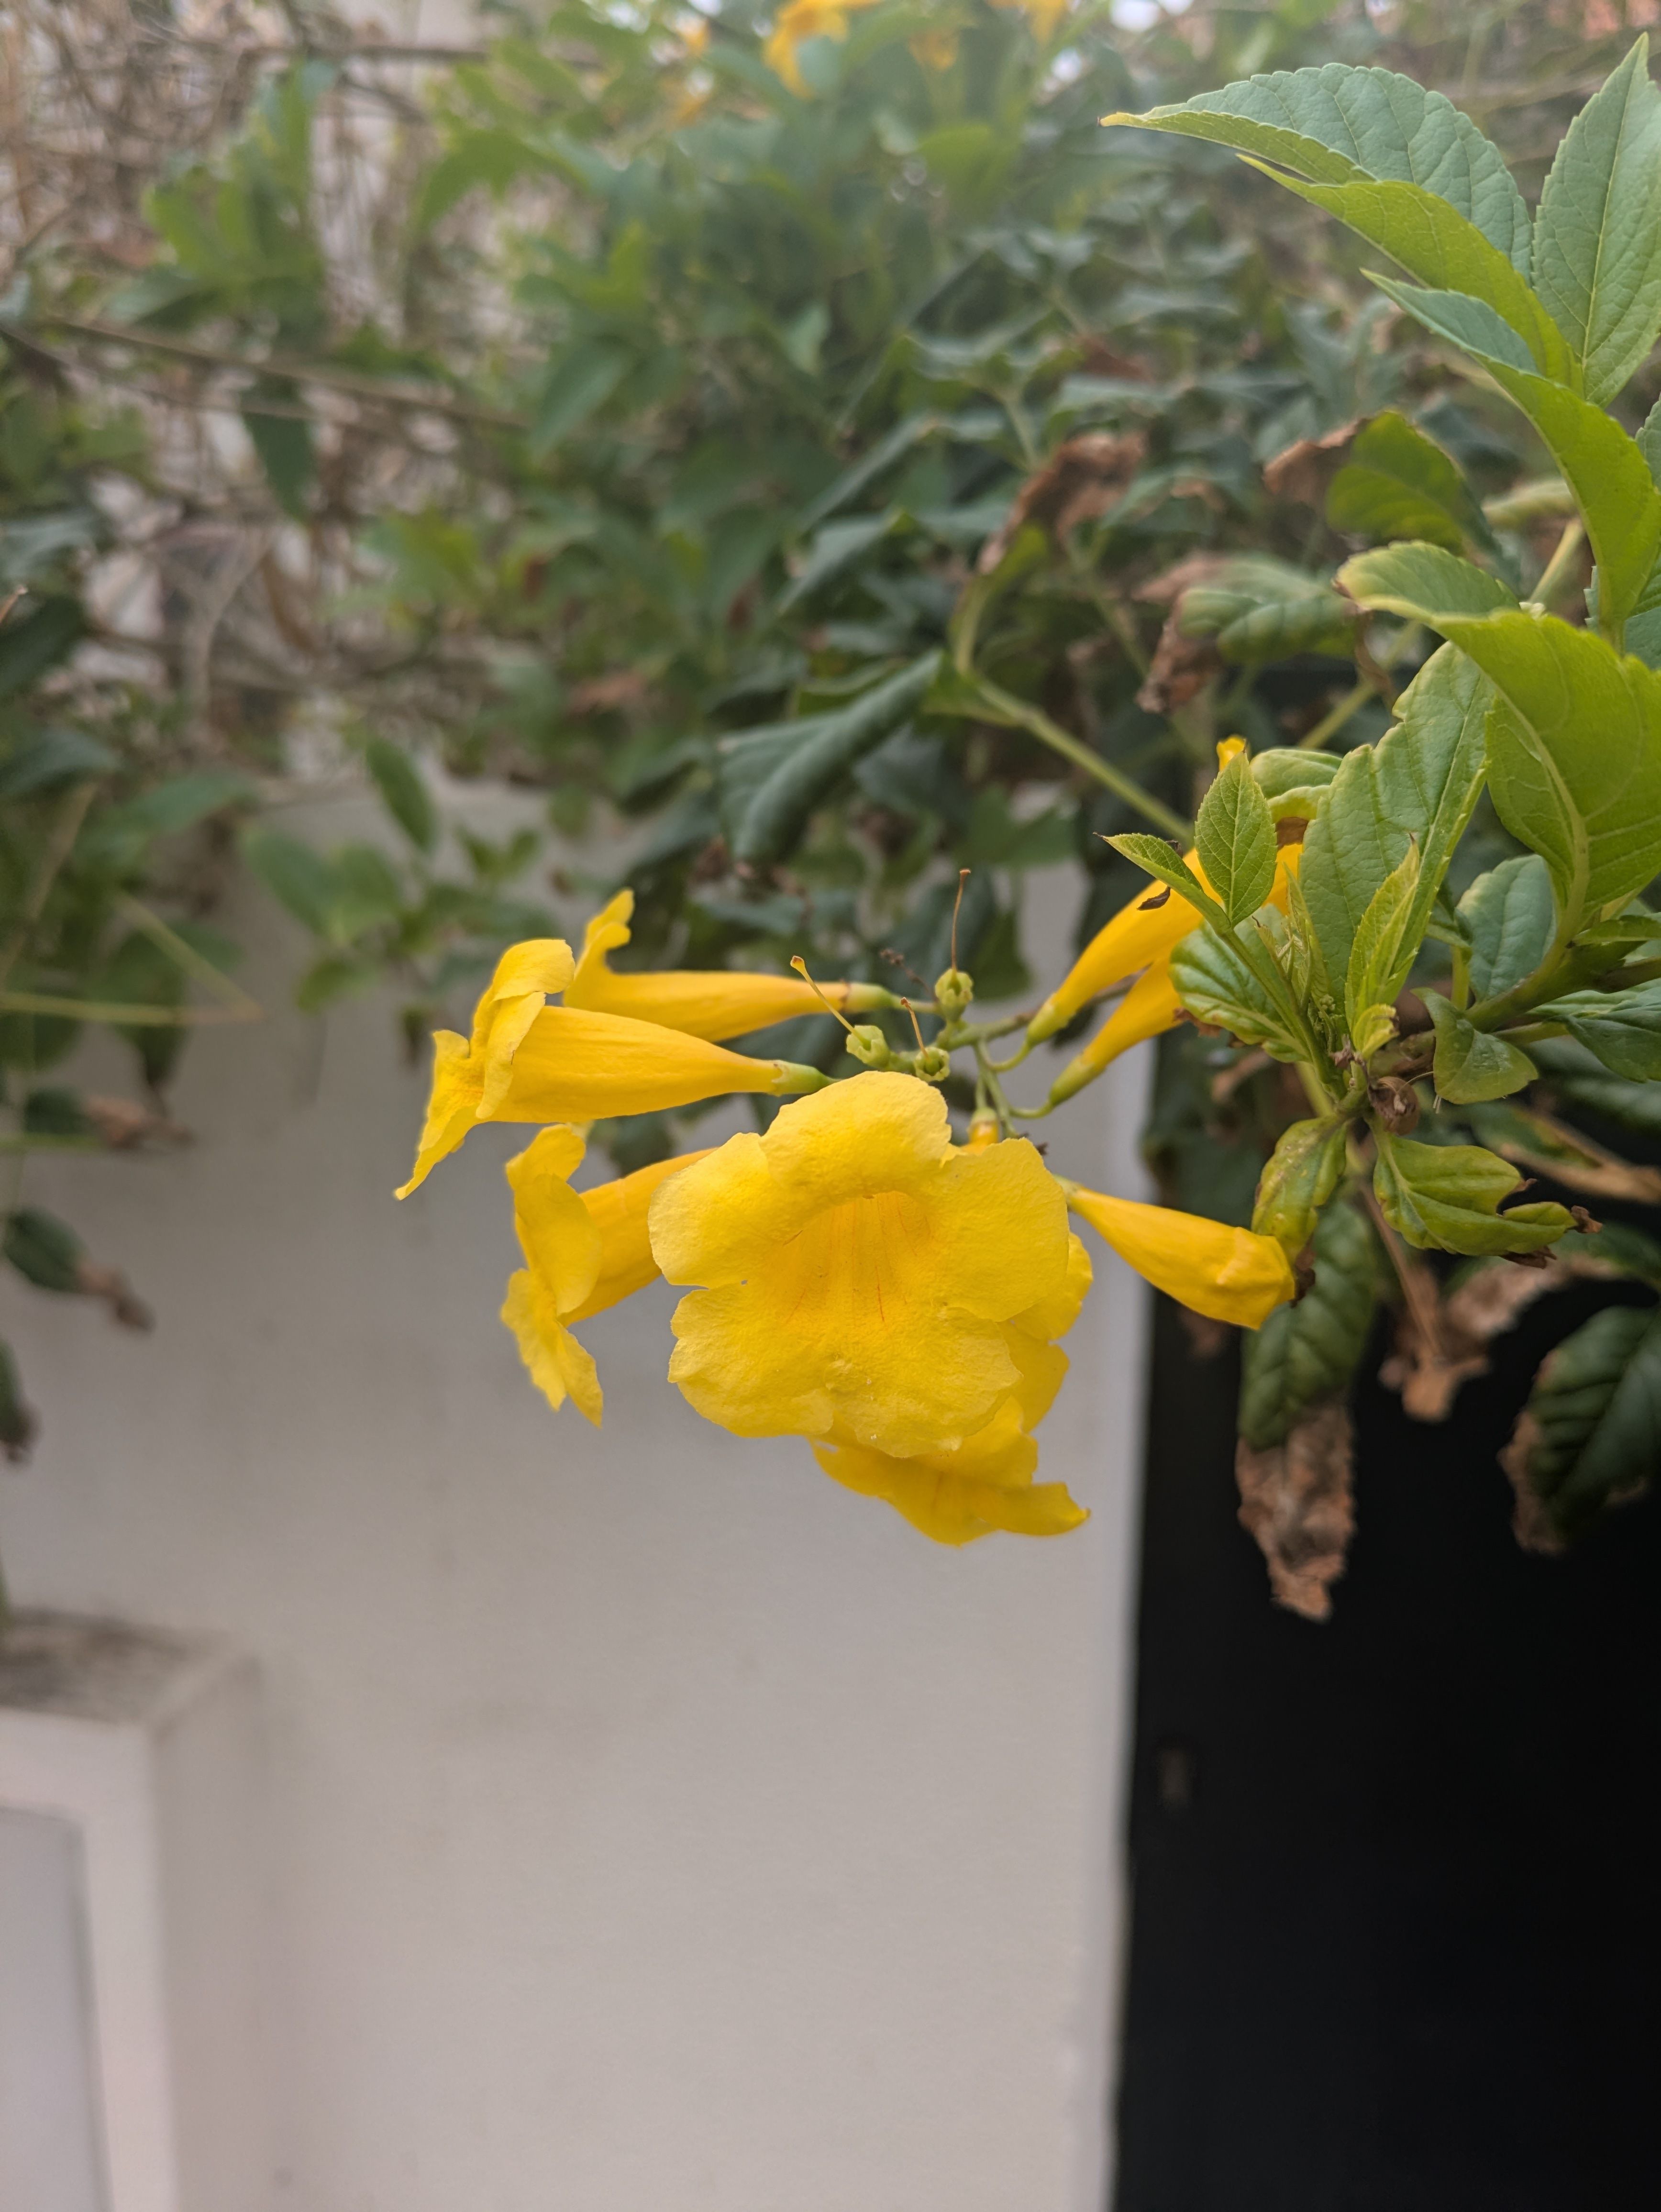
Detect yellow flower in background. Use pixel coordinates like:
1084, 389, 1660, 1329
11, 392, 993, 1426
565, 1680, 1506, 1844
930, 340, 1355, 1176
565, 890, 889, 1041
764, 0, 883, 92
1026, 866, 1204, 1045
812, 1223, 1095, 1542
648, 1071, 1072, 1457
1067, 1185, 1295, 1329
500, 1128, 713, 1425
397, 935, 828, 1198
1047, 959, 1185, 1105
990, 0, 1073, 43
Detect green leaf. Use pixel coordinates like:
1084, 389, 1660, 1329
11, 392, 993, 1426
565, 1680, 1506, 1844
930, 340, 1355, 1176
3, 1207, 84, 1293
1239, 1198, 1378, 1450
719, 653, 940, 867
1325, 410, 1492, 553
1507, 1303, 1661, 1541
242, 827, 339, 937
0, 727, 120, 800
1250, 1116, 1349, 1258
1372, 1131, 1574, 1255
1345, 841, 1422, 1036
1167, 923, 1303, 1058
0, 595, 84, 698
1533, 978, 1661, 1078
1105, 65, 1530, 264
1102, 833, 1215, 915
1341, 556, 1661, 929
1299, 641, 1491, 990
1214, 595, 1355, 661
365, 739, 437, 855
243, 391, 314, 517
1195, 750, 1277, 924
1274, 185, 1570, 381
1533, 37, 1661, 405
530, 342, 631, 457
0, 1337, 33, 1461
1528, 1036, 1661, 1136
1458, 855, 1556, 998
1366, 280, 1661, 622
1420, 986, 1538, 1101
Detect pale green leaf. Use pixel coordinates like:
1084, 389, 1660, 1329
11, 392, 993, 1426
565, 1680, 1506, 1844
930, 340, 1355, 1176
1420, 986, 1537, 1101
1340, 562, 1661, 928
1104, 64, 1530, 265
1372, 1132, 1574, 1254
1195, 751, 1277, 924
1299, 640, 1492, 989
1345, 842, 1422, 1033
1368, 279, 1661, 622
1534, 37, 1661, 405
1251, 1116, 1349, 1258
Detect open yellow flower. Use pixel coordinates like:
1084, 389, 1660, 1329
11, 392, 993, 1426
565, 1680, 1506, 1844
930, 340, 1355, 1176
648, 1071, 1073, 1456
500, 1128, 712, 1425
396, 938, 828, 1197
763, 0, 883, 91
1067, 1185, 1295, 1328
811, 1227, 1094, 1542
565, 890, 889, 1041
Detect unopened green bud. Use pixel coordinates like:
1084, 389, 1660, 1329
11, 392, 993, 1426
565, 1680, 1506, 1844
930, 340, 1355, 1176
845, 1025, 893, 1069
934, 967, 974, 1018
772, 1062, 833, 1095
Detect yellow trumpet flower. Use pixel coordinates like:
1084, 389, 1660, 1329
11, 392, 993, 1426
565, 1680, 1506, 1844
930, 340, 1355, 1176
647, 1071, 1074, 1457
810, 1221, 1094, 1542
1067, 1185, 1295, 1329
396, 937, 828, 1198
763, 0, 882, 93
565, 890, 890, 1041
500, 1128, 712, 1425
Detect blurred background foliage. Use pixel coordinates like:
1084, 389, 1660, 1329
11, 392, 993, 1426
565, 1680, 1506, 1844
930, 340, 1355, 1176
0, 0, 1653, 1472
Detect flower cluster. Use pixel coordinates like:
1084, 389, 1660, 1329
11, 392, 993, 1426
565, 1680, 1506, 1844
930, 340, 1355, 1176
399, 885, 1295, 1544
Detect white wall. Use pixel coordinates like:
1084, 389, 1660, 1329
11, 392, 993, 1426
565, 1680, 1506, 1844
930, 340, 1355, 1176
1, 849, 1150, 2212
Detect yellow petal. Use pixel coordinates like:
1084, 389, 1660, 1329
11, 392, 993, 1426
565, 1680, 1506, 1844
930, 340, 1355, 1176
472, 938, 576, 1058
396, 1031, 482, 1198
1027, 863, 1203, 1043
500, 1269, 603, 1427
506, 1127, 604, 1315
565, 886, 886, 1041
1049, 960, 1185, 1103
651, 1071, 1072, 1456
565, 1148, 715, 1324
1068, 1186, 1296, 1328
813, 1434, 1088, 1545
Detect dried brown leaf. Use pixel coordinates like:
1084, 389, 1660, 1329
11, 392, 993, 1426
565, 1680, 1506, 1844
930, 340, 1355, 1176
1235, 1399, 1355, 1621
978, 431, 1145, 574
1262, 418, 1363, 507
1498, 1408, 1565, 1555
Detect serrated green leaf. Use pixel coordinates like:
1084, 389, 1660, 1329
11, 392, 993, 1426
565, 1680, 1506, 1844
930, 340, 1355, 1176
365, 739, 438, 855
1325, 409, 1492, 553
1508, 1302, 1661, 1541
719, 653, 940, 866
1533, 977, 1661, 1078
1420, 986, 1538, 1101
1251, 1116, 1349, 1258
1104, 833, 1214, 911
1534, 38, 1661, 406
1372, 1131, 1574, 1254
1365, 280, 1661, 622
1273, 181, 1570, 380
1345, 841, 1422, 1035
1195, 751, 1276, 923
1105, 64, 1530, 264
1458, 854, 1556, 998
1239, 1197, 1378, 1450
1300, 641, 1491, 989
1341, 560, 1661, 930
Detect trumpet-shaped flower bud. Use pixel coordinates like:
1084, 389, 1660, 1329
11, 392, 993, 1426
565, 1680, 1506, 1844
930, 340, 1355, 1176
1067, 1185, 1295, 1328
565, 891, 890, 1041
647, 1071, 1073, 1457
500, 1128, 712, 1425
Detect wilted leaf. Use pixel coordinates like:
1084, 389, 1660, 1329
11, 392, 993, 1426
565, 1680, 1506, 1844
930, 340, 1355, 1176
975, 432, 1143, 573
1236, 1399, 1356, 1622
1372, 1131, 1575, 1255
1251, 1115, 1348, 1257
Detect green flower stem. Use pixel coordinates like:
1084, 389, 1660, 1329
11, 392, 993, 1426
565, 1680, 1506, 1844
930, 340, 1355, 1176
958, 673, 1193, 843
1531, 518, 1586, 612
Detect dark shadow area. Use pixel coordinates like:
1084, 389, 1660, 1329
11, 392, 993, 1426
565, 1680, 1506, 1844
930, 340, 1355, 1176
1114, 1290, 1661, 2212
